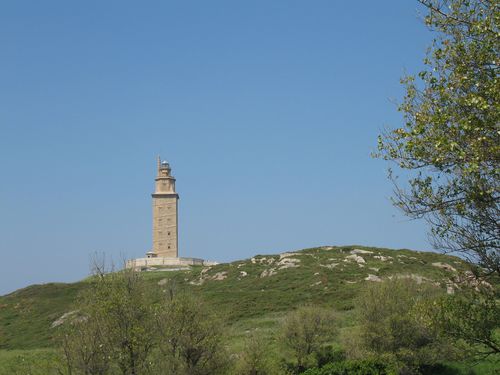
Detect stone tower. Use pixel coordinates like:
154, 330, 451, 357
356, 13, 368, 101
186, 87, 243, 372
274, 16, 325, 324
151, 157, 179, 258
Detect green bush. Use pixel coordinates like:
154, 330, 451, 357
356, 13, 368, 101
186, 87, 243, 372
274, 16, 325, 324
415, 288, 500, 360
418, 364, 471, 375
233, 332, 271, 375
301, 359, 397, 375
280, 306, 338, 373
351, 278, 456, 371
301, 361, 471, 375
315, 347, 346, 369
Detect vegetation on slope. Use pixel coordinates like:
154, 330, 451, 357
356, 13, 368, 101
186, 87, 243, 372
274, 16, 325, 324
0, 245, 498, 374
0, 245, 471, 350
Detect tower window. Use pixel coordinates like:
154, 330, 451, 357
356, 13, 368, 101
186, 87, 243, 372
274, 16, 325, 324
168, 232, 170, 236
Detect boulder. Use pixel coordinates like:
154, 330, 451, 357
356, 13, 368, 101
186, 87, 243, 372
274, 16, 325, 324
350, 249, 373, 255
277, 257, 300, 270
345, 254, 366, 264
374, 255, 392, 261
211, 271, 228, 281
432, 262, 457, 272
51, 311, 80, 328
260, 268, 277, 278
365, 274, 382, 282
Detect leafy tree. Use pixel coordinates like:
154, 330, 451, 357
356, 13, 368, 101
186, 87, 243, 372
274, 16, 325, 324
58, 259, 231, 375
60, 314, 110, 375
375, 0, 500, 275
281, 306, 336, 374
234, 332, 271, 375
60, 266, 157, 375
155, 293, 228, 375
355, 279, 454, 373
94, 269, 156, 375
416, 288, 500, 359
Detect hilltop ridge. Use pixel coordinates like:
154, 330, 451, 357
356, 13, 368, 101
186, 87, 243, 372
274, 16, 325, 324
0, 245, 470, 350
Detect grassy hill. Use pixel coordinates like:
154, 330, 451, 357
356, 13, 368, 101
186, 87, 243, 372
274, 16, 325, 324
0, 245, 470, 352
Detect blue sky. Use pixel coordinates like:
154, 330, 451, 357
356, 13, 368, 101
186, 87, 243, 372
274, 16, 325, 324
0, 1, 434, 295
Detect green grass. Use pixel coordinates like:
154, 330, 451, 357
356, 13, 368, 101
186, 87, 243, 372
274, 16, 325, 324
0, 349, 60, 375
0, 282, 88, 349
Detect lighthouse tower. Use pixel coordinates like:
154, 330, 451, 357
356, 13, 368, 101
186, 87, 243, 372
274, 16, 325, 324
126, 157, 216, 269
151, 156, 179, 258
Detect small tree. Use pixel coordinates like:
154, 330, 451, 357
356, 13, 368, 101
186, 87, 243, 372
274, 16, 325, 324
94, 268, 157, 375
235, 332, 270, 375
355, 278, 455, 372
281, 306, 336, 373
155, 293, 228, 375
60, 266, 157, 375
59, 315, 110, 375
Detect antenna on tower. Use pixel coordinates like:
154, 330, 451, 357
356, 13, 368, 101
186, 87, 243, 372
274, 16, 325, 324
157, 155, 161, 172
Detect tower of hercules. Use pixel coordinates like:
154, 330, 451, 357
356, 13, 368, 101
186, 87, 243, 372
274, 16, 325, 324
151, 157, 179, 258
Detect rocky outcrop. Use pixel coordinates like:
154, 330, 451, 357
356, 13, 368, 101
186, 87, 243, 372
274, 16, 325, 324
432, 262, 457, 272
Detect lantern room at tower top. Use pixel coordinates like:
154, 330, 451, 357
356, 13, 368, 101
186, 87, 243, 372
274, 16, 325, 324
154, 158, 176, 194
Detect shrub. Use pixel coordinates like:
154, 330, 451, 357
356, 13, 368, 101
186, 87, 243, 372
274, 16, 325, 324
301, 359, 397, 375
415, 287, 500, 360
352, 278, 455, 372
155, 293, 228, 375
234, 332, 271, 375
60, 268, 157, 375
59, 266, 228, 375
280, 306, 337, 373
